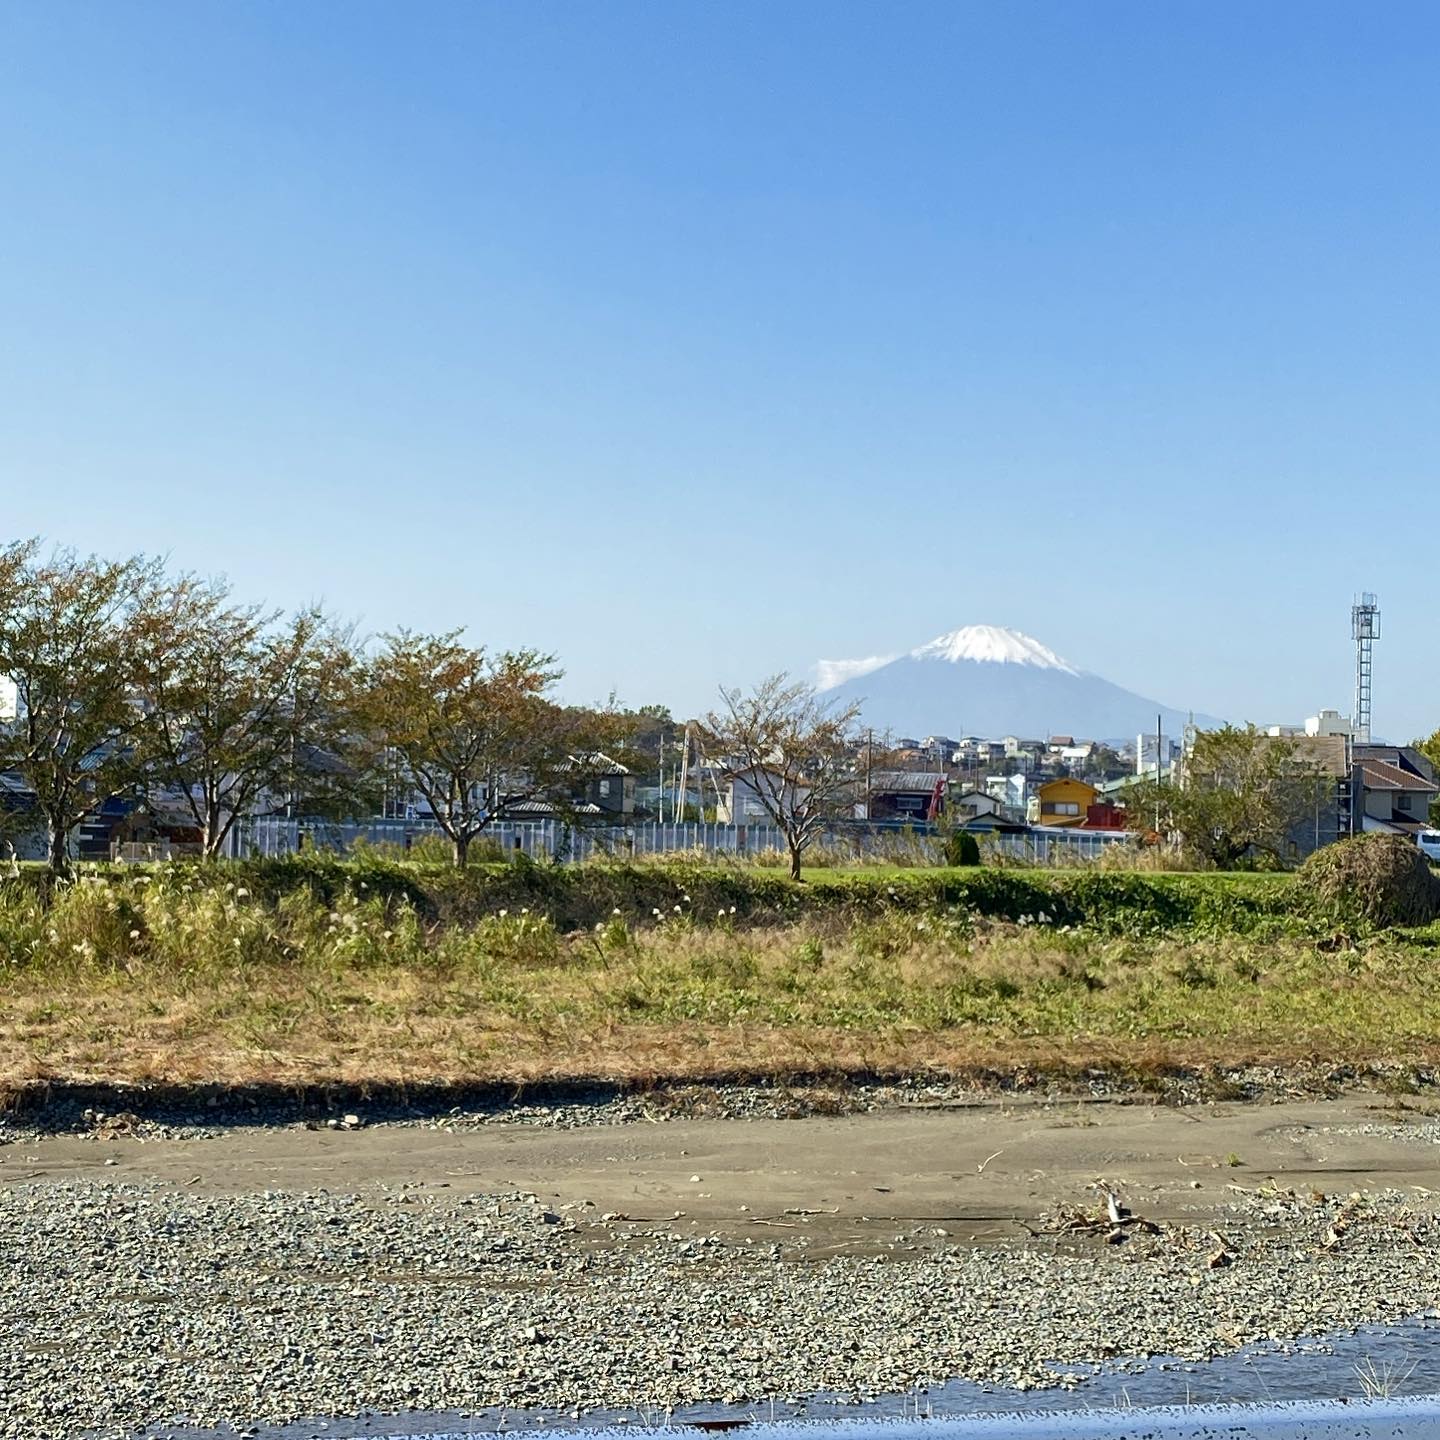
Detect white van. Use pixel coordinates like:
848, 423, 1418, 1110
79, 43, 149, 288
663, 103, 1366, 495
1418, 830, 1440, 863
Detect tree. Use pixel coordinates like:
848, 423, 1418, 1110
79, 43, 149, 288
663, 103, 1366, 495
595, 703, 672, 772
1125, 724, 1330, 868
1413, 730, 1440, 826
699, 673, 862, 881
352, 631, 624, 866
1081, 744, 1127, 782
139, 577, 360, 858
0, 542, 165, 876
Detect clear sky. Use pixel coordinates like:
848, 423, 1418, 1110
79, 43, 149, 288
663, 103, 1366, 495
2, 2, 1437, 740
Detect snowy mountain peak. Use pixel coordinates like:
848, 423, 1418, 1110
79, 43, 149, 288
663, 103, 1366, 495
909, 625, 1078, 674
813, 622, 1216, 739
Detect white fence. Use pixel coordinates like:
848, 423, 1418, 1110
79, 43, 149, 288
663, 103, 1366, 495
984, 828, 1134, 864
229, 816, 1134, 866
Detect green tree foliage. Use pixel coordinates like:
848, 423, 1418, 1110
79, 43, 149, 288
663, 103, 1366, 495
139, 577, 361, 858
1123, 724, 1331, 869
1081, 744, 1128, 781
0, 542, 165, 875
1413, 730, 1440, 825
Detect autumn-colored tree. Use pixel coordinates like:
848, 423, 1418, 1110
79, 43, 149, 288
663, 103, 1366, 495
699, 674, 862, 880
139, 576, 360, 858
353, 631, 626, 866
0, 542, 164, 875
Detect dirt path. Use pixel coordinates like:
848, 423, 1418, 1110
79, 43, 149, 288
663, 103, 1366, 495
5, 1093, 1435, 1252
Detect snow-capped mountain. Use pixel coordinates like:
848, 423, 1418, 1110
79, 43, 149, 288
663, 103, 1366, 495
816, 624, 1222, 741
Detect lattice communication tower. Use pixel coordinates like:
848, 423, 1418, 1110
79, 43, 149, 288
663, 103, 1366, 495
1351, 592, 1380, 743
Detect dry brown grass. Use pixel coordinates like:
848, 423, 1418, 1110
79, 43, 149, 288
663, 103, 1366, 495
4, 900, 1438, 1091
1299, 832, 1440, 927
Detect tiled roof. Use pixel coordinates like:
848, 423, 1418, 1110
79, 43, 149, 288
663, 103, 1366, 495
557, 752, 630, 775
506, 800, 604, 816
1354, 745, 1438, 784
868, 771, 946, 793
1358, 759, 1437, 793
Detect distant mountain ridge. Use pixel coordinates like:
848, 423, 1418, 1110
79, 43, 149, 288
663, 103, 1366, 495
816, 624, 1223, 741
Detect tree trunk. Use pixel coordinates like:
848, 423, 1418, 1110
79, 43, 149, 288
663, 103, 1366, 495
453, 832, 470, 867
204, 802, 225, 861
46, 819, 71, 878
788, 840, 803, 882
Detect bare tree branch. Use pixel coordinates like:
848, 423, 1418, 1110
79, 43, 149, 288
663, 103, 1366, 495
698, 673, 862, 880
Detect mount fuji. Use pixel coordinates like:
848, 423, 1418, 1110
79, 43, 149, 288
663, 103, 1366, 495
815, 625, 1223, 741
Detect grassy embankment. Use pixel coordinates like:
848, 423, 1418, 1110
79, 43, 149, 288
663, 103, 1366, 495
0, 857, 1435, 1095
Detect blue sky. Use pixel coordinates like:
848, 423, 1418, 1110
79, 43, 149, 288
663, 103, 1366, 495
2, 2, 1437, 739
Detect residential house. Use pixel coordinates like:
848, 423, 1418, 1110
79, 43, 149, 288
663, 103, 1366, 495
505, 798, 604, 821
1177, 731, 1352, 860
94, 795, 205, 861
890, 746, 938, 768
0, 774, 204, 863
1001, 737, 1043, 774
560, 752, 636, 819
717, 768, 811, 827
951, 788, 1002, 823
865, 770, 945, 822
1032, 777, 1099, 828
1352, 744, 1438, 838
1264, 733, 1352, 859
984, 773, 1031, 819
0, 772, 45, 860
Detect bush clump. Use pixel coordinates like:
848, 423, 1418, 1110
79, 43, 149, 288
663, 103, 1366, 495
1298, 833, 1440, 928
943, 832, 982, 867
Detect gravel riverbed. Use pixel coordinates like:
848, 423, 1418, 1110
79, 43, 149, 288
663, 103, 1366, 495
2, 1175, 1437, 1440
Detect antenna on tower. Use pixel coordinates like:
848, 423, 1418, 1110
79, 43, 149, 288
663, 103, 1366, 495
1351, 592, 1380, 743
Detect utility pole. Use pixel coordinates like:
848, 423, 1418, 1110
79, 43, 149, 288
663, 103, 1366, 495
1154, 712, 1163, 835
864, 728, 873, 822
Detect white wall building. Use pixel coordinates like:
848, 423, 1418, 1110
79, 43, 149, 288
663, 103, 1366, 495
717, 769, 811, 827
1306, 709, 1356, 738
1265, 710, 1356, 740
1135, 732, 1177, 775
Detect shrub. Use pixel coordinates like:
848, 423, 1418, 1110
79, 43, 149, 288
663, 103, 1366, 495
944, 832, 982, 867
1298, 833, 1440, 928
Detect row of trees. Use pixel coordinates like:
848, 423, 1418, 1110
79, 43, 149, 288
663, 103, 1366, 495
4, 542, 1430, 880
0, 542, 627, 873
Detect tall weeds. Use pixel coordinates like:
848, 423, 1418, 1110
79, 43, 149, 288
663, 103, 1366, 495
0, 861, 1424, 1089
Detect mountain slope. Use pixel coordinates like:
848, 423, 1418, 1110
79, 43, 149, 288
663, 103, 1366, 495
816, 625, 1223, 740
